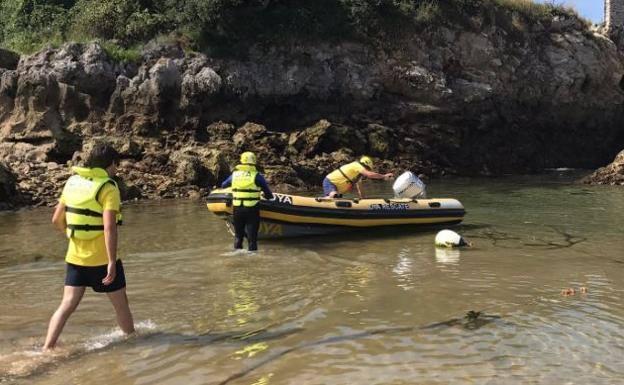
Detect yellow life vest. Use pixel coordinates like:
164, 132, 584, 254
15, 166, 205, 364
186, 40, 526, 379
326, 161, 365, 194
232, 164, 261, 207
61, 167, 123, 240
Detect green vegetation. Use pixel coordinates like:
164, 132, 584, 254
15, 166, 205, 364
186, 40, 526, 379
100, 41, 142, 63
0, 0, 582, 56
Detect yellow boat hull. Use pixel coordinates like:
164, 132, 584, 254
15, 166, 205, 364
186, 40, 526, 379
206, 189, 465, 239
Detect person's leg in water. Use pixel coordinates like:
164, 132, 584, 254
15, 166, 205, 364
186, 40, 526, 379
44, 286, 85, 349
246, 207, 260, 251
233, 206, 246, 249
107, 288, 135, 334
93, 260, 135, 334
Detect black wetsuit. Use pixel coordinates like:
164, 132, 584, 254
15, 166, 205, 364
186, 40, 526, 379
221, 172, 273, 251
233, 206, 261, 251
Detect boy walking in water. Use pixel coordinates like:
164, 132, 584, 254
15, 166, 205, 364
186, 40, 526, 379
44, 144, 134, 349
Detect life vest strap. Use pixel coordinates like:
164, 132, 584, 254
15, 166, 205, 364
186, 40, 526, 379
338, 167, 355, 185
232, 188, 262, 193
66, 206, 103, 217
95, 180, 116, 202
67, 224, 105, 232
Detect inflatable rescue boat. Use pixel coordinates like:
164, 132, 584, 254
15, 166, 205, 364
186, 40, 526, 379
206, 189, 465, 239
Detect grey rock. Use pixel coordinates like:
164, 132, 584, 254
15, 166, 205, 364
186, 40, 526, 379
582, 150, 624, 185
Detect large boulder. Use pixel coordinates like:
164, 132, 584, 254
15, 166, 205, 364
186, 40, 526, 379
52, 43, 119, 103
114, 58, 182, 134
232, 122, 270, 148
263, 165, 304, 192
582, 150, 624, 185
288, 120, 367, 157
170, 147, 231, 187
181, 65, 222, 108
365, 123, 398, 158
232, 122, 287, 165
170, 150, 208, 186
73, 136, 144, 165
0, 69, 18, 123
0, 44, 126, 163
204, 121, 236, 142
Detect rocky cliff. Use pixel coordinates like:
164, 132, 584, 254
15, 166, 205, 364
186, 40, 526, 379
1, 11, 624, 208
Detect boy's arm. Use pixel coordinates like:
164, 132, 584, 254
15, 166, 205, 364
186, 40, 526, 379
102, 210, 118, 285
51, 203, 67, 233
99, 184, 121, 285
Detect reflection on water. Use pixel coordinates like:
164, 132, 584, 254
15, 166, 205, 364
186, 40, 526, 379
2, 173, 624, 384
228, 272, 262, 327
435, 247, 461, 265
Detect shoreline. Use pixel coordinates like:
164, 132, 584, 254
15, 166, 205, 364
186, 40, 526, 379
0, 168, 596, 212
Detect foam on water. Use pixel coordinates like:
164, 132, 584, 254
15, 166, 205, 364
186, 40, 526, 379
220, 249, 258, 257
84, 319, 158, 351
0, 320, 159, 381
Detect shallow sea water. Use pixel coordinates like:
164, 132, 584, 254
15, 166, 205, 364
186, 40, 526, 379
1, 172, 623, 385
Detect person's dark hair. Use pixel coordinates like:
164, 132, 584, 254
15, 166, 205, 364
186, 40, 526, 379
84, 144, 120, 169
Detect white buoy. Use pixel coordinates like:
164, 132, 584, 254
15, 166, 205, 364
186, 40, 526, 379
393, 171, 426, 199
435, 229, 469, 248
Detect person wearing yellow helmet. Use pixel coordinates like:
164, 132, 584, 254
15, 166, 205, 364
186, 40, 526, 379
221, 151, 274, 251
323, 156, 394, 198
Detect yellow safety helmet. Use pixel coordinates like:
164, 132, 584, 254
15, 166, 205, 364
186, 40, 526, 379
240, 151, 257, 165
359, 156, 373, 170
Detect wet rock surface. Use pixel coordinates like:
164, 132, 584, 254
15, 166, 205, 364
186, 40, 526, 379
581, 150, 624, 185
1, 15, 624, 209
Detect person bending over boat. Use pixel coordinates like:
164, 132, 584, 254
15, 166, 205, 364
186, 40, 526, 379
44, 144, 134, 350
323, 156, 394, 198
221, 151, 274, 251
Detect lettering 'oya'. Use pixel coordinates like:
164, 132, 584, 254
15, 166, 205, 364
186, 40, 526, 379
271, 194, 293, 205
259, 222, 283, 236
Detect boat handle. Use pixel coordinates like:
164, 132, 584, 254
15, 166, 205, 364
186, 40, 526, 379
384, 198, 418, 203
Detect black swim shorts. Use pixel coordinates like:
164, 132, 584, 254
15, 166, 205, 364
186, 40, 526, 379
65, 259, 126, 293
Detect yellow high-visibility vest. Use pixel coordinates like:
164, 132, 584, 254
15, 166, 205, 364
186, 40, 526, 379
61, 167, 123, 240
326, 161, 365, 194
232, 165, 261, 207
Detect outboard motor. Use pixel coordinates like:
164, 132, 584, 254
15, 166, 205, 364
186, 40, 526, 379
393, 171, 426, 199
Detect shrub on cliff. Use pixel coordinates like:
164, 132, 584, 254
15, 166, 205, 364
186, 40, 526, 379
0, 0, 72, 52
0, 0, 584, 55
70, 0, 171, 43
